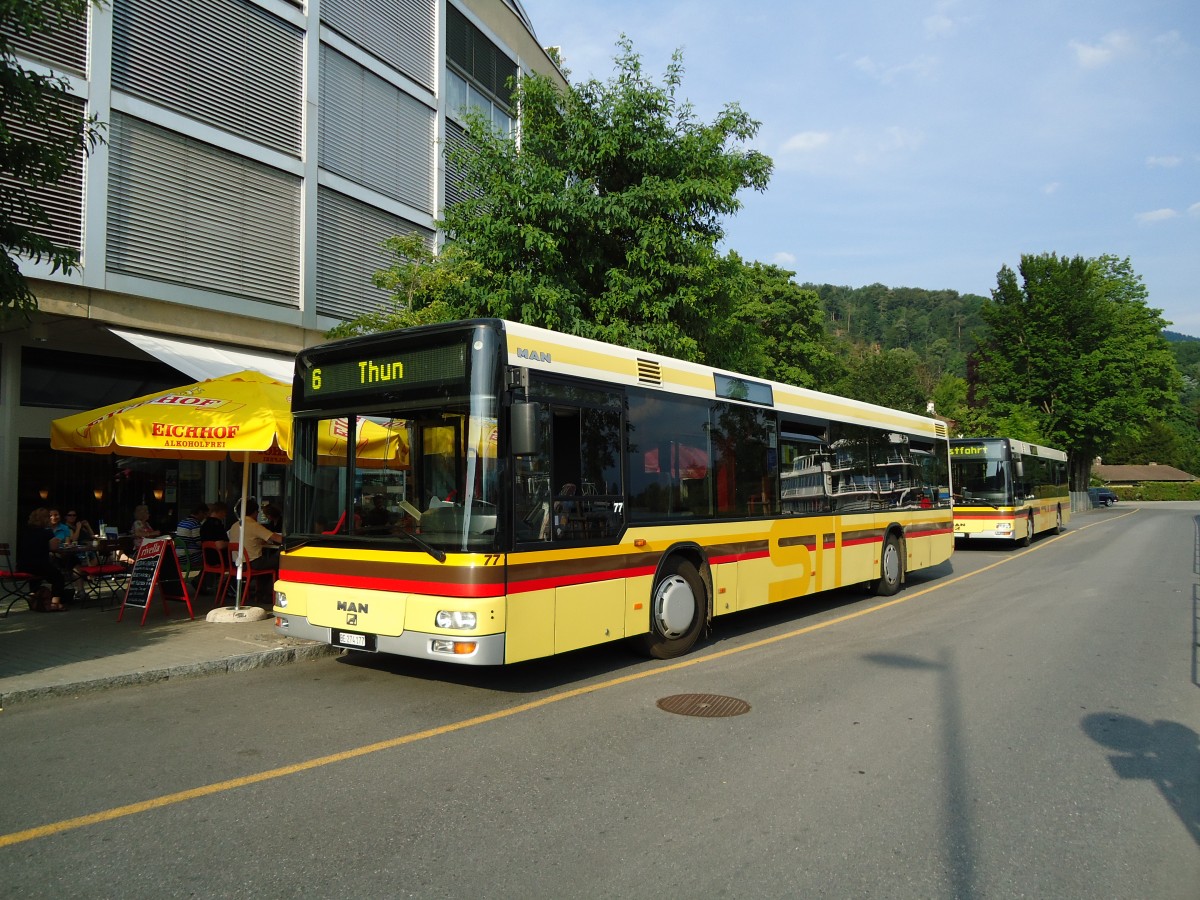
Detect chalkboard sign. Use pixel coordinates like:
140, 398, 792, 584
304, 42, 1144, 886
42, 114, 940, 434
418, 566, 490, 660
118, 536, 194, 625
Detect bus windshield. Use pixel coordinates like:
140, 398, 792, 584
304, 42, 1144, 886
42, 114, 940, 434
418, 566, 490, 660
951, 442, 1012, 506
286, 322, 505, 553
288, 406, 501, 552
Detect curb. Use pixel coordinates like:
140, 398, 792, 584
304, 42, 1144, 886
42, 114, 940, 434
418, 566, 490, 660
0, 642, 339, 709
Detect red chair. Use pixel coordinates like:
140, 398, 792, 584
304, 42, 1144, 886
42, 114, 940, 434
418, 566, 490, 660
195, 541, 233, 606
226, 543, 277, 606
0, 542, 39, 617
74, 554, 132, 610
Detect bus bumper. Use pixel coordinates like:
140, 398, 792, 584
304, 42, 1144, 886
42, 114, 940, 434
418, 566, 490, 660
274, 614, 507, 665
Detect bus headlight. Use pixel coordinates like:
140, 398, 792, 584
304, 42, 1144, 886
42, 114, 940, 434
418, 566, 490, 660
275, 591, 288, 608
435, 610, 477, 630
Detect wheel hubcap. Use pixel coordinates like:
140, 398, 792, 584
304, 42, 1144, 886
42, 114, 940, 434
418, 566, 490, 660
653, 575, 696, 638
882, 543, 900, 584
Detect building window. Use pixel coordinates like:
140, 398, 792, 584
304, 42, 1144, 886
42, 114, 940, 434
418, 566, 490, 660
445, 5, 516, 134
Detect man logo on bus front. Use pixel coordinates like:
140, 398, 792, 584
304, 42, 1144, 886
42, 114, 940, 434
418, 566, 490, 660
346, 613, 358, 626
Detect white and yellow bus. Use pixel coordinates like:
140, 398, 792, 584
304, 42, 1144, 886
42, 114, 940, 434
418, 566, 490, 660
273, 319, 954, 664
950, 437, 1069, 545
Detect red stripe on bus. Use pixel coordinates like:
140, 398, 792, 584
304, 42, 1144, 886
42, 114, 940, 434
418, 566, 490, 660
279, 568, 505, 599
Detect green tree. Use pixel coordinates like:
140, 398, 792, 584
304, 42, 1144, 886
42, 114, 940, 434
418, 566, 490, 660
732, 259, 841, 388
389, 37, 772, 368
836, 347, 928, 416
0, 0, 104, 321
971, 253, 1180, 490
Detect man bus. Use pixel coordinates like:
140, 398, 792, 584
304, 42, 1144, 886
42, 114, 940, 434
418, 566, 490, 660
950, 437, 1069, 546
273, 319, 954, 664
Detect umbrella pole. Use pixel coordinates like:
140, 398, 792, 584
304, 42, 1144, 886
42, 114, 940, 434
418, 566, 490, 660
234, 452, 249, 610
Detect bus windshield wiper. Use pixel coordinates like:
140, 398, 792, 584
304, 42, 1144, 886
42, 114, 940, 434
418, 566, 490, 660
955, 497, 999, 509
397, 529, 446, 563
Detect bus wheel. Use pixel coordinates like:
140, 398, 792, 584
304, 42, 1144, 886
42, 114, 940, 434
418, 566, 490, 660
638, 557, 706, 660
1020, 513, 1034, 547
875, 533, 903, 596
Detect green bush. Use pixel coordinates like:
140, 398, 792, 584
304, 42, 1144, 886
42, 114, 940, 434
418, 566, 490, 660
1113, 482, 1200, 501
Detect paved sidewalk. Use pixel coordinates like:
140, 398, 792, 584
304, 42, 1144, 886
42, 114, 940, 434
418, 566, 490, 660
0, 594, 337, 708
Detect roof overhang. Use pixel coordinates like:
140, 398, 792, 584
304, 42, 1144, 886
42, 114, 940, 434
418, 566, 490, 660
110, 328, 294, 384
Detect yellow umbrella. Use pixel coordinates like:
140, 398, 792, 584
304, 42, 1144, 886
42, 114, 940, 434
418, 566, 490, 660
51, 370, 293, 461
51, 373, 410, 608
51, 371, 294, 610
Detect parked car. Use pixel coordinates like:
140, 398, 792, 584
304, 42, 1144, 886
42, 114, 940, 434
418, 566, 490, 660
1088, 487, 1118, 507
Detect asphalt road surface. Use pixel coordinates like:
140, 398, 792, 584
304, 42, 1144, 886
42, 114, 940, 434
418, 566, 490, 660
1, 502, 1197, 898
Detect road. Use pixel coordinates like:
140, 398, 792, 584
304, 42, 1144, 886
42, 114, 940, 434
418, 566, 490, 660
1, 503, 1197, 898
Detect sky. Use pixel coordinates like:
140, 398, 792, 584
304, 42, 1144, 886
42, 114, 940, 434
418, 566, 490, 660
518, 0, 1200, 337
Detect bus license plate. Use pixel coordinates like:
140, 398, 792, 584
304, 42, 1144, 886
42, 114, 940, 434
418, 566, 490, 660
332, 631, 375, 651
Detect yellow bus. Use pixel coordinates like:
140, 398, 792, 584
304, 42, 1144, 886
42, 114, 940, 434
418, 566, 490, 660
273, 319, 954, 664
950, 437, 1070, 545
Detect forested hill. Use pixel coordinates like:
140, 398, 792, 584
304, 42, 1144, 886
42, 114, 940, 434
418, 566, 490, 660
802, 283, 988, 376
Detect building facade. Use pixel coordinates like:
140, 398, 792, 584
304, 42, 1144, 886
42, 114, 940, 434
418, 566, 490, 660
0, 0, 564, 545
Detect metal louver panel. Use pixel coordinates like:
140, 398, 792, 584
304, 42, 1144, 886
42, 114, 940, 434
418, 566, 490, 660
443, 119, 478, 209
446, 4, 517, 104
315, 187, 432, 320
107, 113, 301, 306
318, 45, 435, 213
3, 1, 88, 73
321, 0, 436, 92
638, 360, 663, 385
112, 0, 303, 156
0, 92, 85, 252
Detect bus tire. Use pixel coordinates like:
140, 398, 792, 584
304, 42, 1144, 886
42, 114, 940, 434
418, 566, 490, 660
637, 557, 706, 660
1020, 513, 1034, 547
874, 533, 903, 596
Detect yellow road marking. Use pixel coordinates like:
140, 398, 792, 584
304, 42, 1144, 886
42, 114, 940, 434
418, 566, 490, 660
0, 509, 1135, 849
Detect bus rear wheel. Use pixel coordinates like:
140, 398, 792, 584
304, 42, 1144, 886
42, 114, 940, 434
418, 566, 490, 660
874, 533, 903, 596
637, 557, 706, 660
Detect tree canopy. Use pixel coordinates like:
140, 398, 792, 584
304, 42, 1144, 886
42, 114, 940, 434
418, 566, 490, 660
363, 37, 772, 369
970, 253, 1180, 488
0, 0, 103, 321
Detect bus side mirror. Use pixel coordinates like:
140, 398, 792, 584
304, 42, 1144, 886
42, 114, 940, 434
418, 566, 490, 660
1014, 459, 1024, 478
511, 402, 539, 456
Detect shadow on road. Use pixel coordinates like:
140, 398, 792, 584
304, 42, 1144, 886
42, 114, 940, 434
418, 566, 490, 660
333, 559, 959, 695
1081, 712, 1200, 846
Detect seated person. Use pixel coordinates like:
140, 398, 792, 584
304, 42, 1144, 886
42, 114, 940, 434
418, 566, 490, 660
228, 499, 282, 568
64, 509, 95, 544
261, 502, 283, 532
131, 504, 162, 550
199, 501, 229, 548
18, 507, 68, 611
49, 509, 72, 544
363, 495, 391, 531
174, 503, 209, 570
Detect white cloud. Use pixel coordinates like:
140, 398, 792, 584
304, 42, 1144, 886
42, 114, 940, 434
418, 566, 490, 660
773, 251, 797, 266
1043, 182, 1061, 195
781, 131, 831, 153
853, 54, 937, 84
1146, 155, 1183, 168
924, 14, 955, 39
1188, 202, 1200, 217
1070, 30, 1134, 68
1134, 208, 1178, 225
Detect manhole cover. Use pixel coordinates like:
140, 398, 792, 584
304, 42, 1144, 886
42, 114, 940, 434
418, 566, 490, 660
656, 693, 751, 718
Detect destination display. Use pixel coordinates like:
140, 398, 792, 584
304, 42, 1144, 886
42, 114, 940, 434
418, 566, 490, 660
299, 343, 468, 402
948, 443, 992, 457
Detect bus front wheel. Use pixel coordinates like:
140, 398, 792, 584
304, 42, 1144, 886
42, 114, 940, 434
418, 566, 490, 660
875, 533, 903, 596
637, 557, 706, 660
1020, 513, 1034, 547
